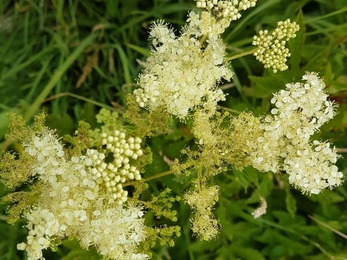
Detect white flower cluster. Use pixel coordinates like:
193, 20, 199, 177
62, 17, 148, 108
17, 208, 63, 260
87, 130, 143, 204
20, 130, 148, 260
78, 204, 148, 260
195, 0, 257, 20
134, 11, 233, 119
252, 19, 299, 72
284, 141, 342, 195
25, 132, 65, 179
249, 72, 343, 194
188, 10, 231, 35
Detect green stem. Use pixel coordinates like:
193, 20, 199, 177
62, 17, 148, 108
259, 218, 334, 258
200, 34, 207, 45
309, 215, 347, 239
337, 148, 347, 153
218, 105, 242, 114
43, 92, 119, 112
0, 214, 8, 221
224, 48, 257, 62
197, 167, 202, 191
122, 169, 175, 187
123, 161, 196, 187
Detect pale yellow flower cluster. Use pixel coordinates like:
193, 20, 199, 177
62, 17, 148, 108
195, 0, 257, 20
134, 11, 233, 119
184, 185, 220, 241
19, 129, 148, 260
188, 10, 231, 36
252, 19, 299, 72
17, 208, 62, 260
248, 72, 342, 194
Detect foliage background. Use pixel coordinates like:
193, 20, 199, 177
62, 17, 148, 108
0, 0, 346, 259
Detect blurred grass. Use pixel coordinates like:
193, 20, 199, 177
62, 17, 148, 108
0, 0, 347, 259
0, 0, 192, 138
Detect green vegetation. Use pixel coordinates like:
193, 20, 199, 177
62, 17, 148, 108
1, 0, 347, 259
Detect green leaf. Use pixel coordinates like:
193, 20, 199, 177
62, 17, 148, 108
231, 246, 266, 260
258, 174, 274, 197
0, 111, 10, 140
311, 190, 345, 204
285, 187, 297, 218
80, 102, 97, 127
45, 113, 75, 136
244, 167, 260, 187
61, 249, 100, 260
61, 239, 100, 260
342, 110, 347, 126
233, 169, 250, 191
289, 10, 305, 73
126, 43, 150, 57
303, 47, 330, 73
247, 73, 287, 98
114, 43, 132, 86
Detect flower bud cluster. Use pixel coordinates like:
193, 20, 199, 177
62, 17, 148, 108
248, 72, 343, 194
252, 19, 299, 72
87, 130, 144, 204
195, 0, 257, 20
134, 11, 233, 119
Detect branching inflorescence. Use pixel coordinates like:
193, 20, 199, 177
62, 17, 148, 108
134, 13, 232, 119
3, 119, 149, 260
0, 0, 344, 259
232, 73, 342, 195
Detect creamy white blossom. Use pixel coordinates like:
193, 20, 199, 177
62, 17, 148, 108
17, 208, 62, 260
19, 129, 148, 260
248, 72, 342, 194
134, 11, 233, 119
195, 0, 257, 21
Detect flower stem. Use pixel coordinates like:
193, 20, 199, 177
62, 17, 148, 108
218, 105, 242, 114
44, 92, 119, 112
123, 161, 196, 187
123, 169, 175, 187
224, 48, 257, 62
200, 34, 207, 45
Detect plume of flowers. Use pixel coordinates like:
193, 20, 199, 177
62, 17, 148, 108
3, 123, 149, 260
243, 72, 342, 194
134, 11, 233, 119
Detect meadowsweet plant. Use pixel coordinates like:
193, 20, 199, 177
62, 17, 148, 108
134, 0, 258, 119
1, 114, 153, 259
0, 0, 344, 259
